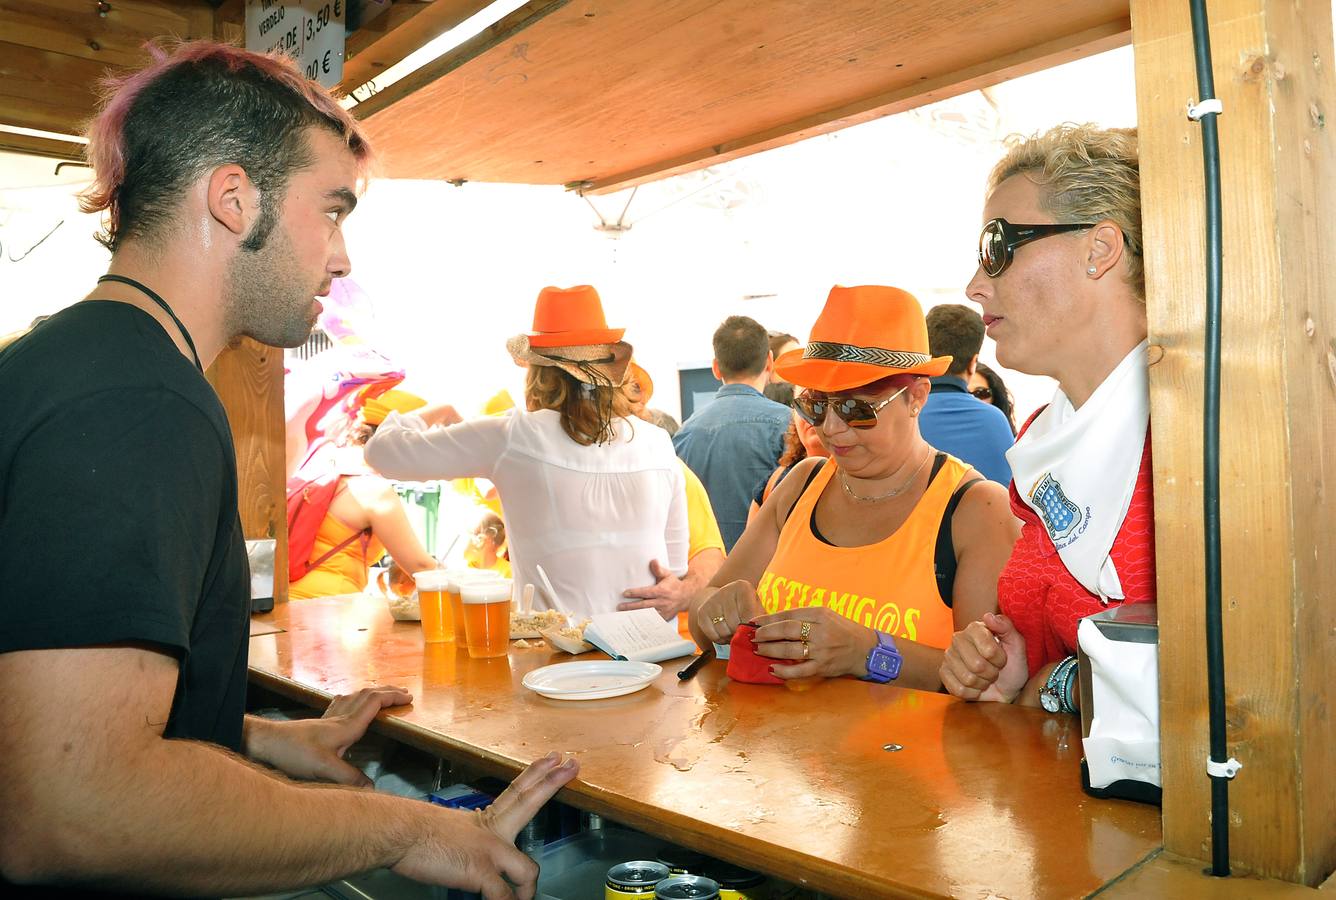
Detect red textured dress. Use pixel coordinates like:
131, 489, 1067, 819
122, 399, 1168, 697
998, 415, 1157, 678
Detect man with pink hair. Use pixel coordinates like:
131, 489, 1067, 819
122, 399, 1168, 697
0, 42, 575, 895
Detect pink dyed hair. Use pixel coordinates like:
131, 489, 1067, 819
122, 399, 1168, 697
80, 40, 373, 247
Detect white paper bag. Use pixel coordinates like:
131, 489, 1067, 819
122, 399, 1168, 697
1078, 617, 1161, 788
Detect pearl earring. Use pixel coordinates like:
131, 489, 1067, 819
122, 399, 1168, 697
1086, 265, 1098, 275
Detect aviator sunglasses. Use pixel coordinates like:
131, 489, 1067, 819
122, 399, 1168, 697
978, 217, 1096, 277
793, 385, 910, 429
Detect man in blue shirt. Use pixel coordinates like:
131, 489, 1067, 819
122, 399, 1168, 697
919, 304, 1015, 484
674, 316, 791, 550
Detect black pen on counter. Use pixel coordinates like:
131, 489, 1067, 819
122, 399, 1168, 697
677, 648, 714, 680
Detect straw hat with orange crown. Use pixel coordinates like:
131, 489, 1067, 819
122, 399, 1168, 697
505, 285, 632, 387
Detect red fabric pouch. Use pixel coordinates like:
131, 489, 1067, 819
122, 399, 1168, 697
726, 622, 793, 685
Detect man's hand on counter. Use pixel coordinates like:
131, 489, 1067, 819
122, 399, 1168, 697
242, 684, 413, 786
392, 751, 580, 899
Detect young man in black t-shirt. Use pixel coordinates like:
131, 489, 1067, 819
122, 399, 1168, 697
0, 43, 575, 895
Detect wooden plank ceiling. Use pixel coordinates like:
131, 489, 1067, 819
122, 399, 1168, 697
0, 0, 214, 156
1, 0, 1132, 188
355, 0, 1132, 193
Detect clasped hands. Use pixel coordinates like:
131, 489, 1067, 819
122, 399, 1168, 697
938, 612, 1030, 702
690, 580, 876, 679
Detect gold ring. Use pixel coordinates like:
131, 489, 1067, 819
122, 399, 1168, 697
799, 621, 812, 641
711, 615, 727, 625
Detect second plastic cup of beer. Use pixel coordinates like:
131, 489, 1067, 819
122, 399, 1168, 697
412, 569, 454, 643
446, 569, 502, 643
461, 579, 513, 659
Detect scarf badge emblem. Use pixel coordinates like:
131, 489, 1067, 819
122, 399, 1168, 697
1031, 473, 1083, 542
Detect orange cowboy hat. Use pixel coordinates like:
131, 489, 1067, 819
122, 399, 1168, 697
524, 285, 625, 348
774, 285, 951, 392
507, 285, 632, 386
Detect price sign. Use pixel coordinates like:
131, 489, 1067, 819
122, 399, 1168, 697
244, 0, 345, 90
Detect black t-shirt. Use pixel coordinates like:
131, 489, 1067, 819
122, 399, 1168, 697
0, 300, 250, 750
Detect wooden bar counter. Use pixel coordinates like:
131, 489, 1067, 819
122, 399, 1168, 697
249, 594, 1162, 899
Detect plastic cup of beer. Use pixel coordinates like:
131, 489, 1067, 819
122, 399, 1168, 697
413, 569, 455, 643
446, 570, 501, 644
461, 579, 514, 659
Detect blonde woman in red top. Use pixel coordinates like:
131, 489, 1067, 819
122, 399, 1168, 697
688, 286, 1019, 691
940, 124, 1156, 713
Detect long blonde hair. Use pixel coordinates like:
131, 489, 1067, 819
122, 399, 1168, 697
525, 365, 632, 446
989, 123, 1143, 300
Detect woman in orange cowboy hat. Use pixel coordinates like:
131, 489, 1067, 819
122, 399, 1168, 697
688, 286, 1020, 691
364, 286, 689, 620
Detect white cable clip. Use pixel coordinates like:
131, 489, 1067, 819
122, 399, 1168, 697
1206, 756, 1242, 779
1188, 98, 1224, 121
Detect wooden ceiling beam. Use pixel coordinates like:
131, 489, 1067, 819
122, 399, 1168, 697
0, 1, 215, 139
586, 18, 1131, 194
339, 0, 495, 97
0, 40, 118, 135
210, 1, 498, 98
0, 130, 86, 163
0, 1, 213, 67
350, 0, 568, 116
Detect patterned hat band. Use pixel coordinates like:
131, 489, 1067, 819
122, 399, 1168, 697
803, 340, 933, 369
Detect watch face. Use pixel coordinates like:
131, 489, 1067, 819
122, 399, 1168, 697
1040, 689, 1060, 713
871, 648, 902, 680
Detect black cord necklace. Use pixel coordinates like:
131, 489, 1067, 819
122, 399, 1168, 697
97, 274, 203, 372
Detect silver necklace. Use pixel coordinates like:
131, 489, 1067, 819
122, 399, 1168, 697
839, 447, 933, 503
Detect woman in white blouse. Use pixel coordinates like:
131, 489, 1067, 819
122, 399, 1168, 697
364, 285, 689, 621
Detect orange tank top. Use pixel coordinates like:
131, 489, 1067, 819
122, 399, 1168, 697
289, 484, 385, 600
755, 455, 971, 649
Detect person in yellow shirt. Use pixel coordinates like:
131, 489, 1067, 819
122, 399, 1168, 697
619, 360, 726, 621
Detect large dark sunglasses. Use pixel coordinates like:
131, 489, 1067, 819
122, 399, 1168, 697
970, 386, 993, 401
978, 217, 1095, 277
793, 385, 909, 429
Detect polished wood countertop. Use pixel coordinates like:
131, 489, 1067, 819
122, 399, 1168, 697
248, 594, 1162, 899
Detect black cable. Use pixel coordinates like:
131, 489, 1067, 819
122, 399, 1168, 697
1187, 0, 1231, 877
6, 219, 63, 262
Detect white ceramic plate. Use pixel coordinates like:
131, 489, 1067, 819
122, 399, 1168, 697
522, 661, 662, 701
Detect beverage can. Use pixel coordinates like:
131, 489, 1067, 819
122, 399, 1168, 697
606, 860, 671, 898
655, 874, 721, 899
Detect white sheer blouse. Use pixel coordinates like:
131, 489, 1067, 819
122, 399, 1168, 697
365, 409, 689, 620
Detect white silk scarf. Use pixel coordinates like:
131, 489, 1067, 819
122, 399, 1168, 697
1006, 341, 1149, 601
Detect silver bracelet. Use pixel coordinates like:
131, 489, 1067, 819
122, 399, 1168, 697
1058, 657, 1079, 714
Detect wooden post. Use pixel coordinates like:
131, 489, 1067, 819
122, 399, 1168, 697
207, 338, 288, 605
1131, 0, 1336, 885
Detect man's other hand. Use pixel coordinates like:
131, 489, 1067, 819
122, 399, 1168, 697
393, 752, 580, 899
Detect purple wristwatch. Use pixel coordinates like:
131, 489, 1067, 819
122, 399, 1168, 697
864, 630, 903, 683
